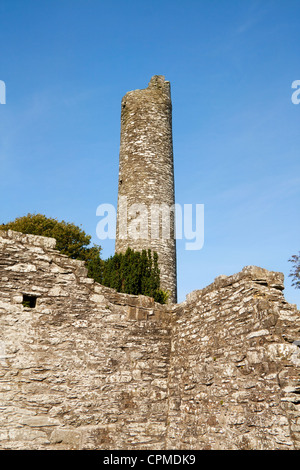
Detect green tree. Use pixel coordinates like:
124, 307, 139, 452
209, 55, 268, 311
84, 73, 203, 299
102, 248, 169, 304
1, 213, 103, 282
289, 252, 300, 289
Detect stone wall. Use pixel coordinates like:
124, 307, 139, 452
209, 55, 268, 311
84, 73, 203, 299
0, 230, 171, 450
167, 266, 300, 450
0, 230, 299, 450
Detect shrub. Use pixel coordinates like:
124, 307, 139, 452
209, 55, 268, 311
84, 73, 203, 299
1, 213, 103, 282
102, 248, 169, 304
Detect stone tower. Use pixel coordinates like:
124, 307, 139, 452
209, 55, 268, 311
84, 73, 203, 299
115, 75, 177, 303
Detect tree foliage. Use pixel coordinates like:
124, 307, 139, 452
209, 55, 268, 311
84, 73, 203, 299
289, 252, 300, 289
1, 213, 103, 283
1, 213, 168, 303
102, 248, 169, 303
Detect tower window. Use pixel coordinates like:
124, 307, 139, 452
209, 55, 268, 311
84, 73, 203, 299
22, 294, 37, 308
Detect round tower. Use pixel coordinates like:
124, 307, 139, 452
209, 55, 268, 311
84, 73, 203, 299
115, 75, 177, 303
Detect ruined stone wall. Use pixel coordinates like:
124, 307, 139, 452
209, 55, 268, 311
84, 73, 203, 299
167, 267, 300, 450
0, 230, 299, 450
0, 230, 171, 450
115, 76, 177, 303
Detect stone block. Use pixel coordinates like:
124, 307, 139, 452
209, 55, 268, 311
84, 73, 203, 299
50, 428, 82, 448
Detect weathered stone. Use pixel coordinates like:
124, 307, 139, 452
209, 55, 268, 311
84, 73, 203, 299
90, 294, 105, 303
5, 263, 37, 273
0, 230, 299, 450
21, 416, 61, 427
115, 76, 177, 303
50, 428, 82, 448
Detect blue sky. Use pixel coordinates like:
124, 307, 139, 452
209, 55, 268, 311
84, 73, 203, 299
0, 0, 299, 306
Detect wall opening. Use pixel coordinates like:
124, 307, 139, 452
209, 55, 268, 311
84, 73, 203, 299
22, 294, 37, 308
